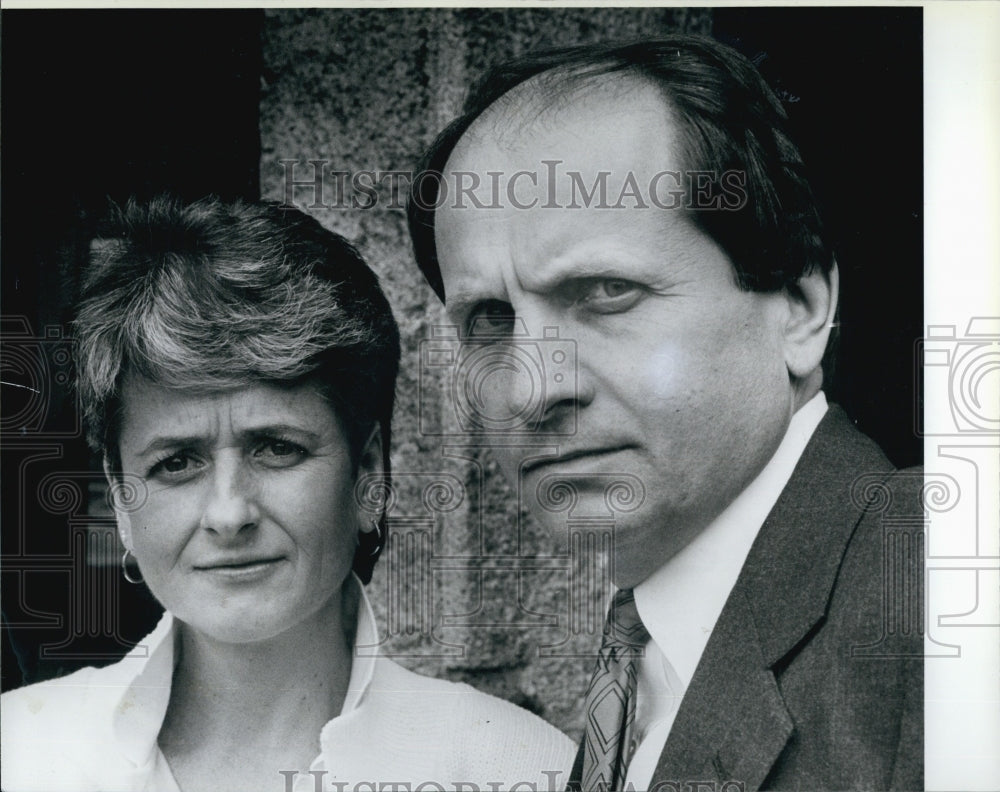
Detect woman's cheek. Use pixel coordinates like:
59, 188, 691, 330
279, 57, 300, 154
131, 498, 190, 564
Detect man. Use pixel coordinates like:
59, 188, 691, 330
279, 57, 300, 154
407, 36, 922, 791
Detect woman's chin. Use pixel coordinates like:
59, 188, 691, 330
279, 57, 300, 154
167, 577, 346, 647
175, 607, 313, 646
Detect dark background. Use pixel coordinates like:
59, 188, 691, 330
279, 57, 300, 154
1, 10, 263, 690
1, 7, 922, 691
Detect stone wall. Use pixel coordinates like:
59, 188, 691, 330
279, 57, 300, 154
259, 8, 711, 737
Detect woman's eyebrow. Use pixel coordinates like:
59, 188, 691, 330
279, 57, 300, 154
136, 424, 325, 456
133, 435, 205, 458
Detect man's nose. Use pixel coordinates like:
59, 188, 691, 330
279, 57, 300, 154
199, 454, 260, 539
499, 303, 586, 432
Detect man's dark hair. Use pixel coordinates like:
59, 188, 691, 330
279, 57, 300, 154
408, 34, 834, 303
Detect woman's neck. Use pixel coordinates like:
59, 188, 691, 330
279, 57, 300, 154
158, 582, 358, 789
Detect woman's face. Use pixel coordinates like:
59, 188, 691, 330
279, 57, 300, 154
110, 374, 381, 644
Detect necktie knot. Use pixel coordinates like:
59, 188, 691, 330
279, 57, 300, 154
605, 589, 650, 650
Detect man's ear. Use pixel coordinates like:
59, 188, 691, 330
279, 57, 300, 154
782, 261, 839, 383
356, 425, 385, 534
103, 456, 134, 551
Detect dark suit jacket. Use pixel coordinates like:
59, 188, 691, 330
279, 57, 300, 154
571, 405, 923, 791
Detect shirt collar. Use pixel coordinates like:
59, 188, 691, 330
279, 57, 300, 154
111, 610, 178, 768
110, 574, 380, 768
337, 573, 379, 716
634, 391, 828, 688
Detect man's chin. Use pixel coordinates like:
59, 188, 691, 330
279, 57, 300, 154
608, 543, 664, 590
525, 504, 674, 590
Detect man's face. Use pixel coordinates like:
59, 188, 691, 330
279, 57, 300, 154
434, 77, 800, 587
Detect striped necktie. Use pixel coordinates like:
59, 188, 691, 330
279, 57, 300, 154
580, 589, 650, 791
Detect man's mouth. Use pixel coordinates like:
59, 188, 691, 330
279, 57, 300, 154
521, 445, 636, 475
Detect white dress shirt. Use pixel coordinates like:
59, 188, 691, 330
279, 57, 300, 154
624, 393, 829, 790
1, 576, 574, 792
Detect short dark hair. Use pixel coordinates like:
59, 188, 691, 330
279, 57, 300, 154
408, 35, 834, 300
75, 196, 400, 582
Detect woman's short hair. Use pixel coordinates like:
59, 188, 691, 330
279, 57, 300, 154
76, 196, 400, 582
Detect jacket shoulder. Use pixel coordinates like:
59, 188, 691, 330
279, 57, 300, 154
767, 448, 924, 789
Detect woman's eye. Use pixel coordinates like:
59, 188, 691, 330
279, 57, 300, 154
148, 453, 197, 479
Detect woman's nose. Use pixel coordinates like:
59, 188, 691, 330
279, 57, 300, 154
199, 456, 260, 538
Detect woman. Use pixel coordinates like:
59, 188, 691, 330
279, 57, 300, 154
0, 197, 573, 792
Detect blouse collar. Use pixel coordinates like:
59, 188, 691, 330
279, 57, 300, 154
110, 574, 379, 770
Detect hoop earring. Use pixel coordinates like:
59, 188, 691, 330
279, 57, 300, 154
369, 519, 383, 557
121, 549, 144, 584
359, 519, 383, 557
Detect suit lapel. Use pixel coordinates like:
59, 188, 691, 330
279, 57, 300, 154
651, 406, 893, 790
652, 589, 794, 789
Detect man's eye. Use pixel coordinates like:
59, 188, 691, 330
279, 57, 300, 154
467, 300, 517, 336
577, 279, 645, 312
600, 279, 635, 298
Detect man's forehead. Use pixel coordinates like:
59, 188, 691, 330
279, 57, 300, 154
448, 70, 674, 167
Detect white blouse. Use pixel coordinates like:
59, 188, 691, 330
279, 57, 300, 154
1, 580, 574, 792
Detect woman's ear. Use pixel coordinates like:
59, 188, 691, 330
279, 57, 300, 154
103, 456, 134, 551
782, 261, 839, 383
356, 425, 385, 534
358, 424, 384, 480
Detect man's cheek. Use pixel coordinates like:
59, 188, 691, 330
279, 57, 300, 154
645, 344, 687, 401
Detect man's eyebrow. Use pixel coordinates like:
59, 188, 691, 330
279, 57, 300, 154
444, 292, 495, 319
520, 251, 654, 292
241, 424, 322, 443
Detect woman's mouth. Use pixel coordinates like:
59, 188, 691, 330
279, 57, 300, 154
194, 556, 286, 581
